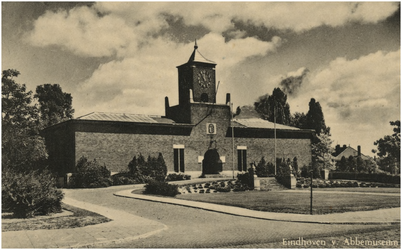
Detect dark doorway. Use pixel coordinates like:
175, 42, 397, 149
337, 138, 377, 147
200, 93, 209, 102
202, 149, 222, 175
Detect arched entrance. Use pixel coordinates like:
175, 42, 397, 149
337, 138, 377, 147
202, 149, 222, 175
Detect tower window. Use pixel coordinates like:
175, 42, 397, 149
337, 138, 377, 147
200, 93, 209, 102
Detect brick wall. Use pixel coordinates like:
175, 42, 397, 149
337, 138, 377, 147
75, 131, 311, 174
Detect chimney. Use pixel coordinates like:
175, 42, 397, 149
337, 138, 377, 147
358, 145, 361, 156
335, 145, 340, 155
165, 96, 170, 116
226, 93, 231, 105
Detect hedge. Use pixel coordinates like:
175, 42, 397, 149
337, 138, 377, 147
329, 172, 400, 184
144, 180, 179, 197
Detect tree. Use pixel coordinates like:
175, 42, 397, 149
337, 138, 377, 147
290, 112, 307, 128
336, 156, 348, 171
254, 88, 291, 125
2, 69, 47, 171
305, 98, 330, 135
311, 133, 335, 176
35, 84, 74, 128
373, 121, 400, 174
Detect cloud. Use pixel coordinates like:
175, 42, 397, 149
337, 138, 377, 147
280, 67, 309, 96
75, 34, 281, 116
27, 3, 398, 58
288, 49, 400, 154
27, 6, 139, 57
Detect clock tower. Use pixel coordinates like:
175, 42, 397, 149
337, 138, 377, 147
177, 41, 217, 105
165, 41, 231, 124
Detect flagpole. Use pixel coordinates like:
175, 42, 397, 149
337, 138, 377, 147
274, 101, 277, 176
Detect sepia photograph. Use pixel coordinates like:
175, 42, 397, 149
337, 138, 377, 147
2, 2, 400, 248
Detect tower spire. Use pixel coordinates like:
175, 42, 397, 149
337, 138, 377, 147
194, 39, 198, 50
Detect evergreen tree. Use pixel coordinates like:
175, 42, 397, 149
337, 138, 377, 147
305, 98, 330, 135
254, 88, 291, 125
337, 156, 348, 171
290, 112, 307, 128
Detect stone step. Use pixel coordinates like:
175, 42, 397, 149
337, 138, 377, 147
258, 177, 288, 191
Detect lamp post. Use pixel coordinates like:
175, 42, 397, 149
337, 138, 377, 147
231, 102, 235, 179
310, 169, 313, 215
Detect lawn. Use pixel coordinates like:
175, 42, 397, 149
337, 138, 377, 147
303, 187, 401, 193
175, 190, 400, 214
2, 203, 111, 232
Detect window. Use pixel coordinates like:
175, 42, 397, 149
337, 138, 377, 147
237, 146, 247, 172
173, 145, 185, 172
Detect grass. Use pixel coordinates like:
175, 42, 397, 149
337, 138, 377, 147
2, 203, 111, 232
176, 190, 400, 214
300, 187, 401, 193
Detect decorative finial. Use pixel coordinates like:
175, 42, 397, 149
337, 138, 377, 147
194, 39, 198, 49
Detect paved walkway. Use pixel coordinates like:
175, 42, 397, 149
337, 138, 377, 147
2, 194, 167, 248
2, 179, 400, 248
115, 183, 400, 225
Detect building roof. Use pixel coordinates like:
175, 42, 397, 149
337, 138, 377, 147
333, 146, 371, 161
232, 118, 301, 130
75, 112, 305, 132
187, 40, 216, 64
75, 112, 176, 124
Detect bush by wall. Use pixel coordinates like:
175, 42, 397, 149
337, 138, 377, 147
111, 172, 138, 186
143, 180, 179, 197
255, 157, 275, 177
2, 168, 64, 218
329, 172, 400, 184
166, 173, 191, 181
69, 156, 112, 188
128, 153, 167, 182
237, 172, 253, 189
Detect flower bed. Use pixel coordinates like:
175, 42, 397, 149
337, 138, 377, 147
296, 178, 400, 189
178, 180, 251, 194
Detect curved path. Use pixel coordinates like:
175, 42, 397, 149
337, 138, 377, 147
116, 188, 400, 225
2, 192, 167, 248
2, 180, 400, 248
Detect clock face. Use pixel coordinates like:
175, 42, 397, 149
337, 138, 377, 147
197, 70, 212, 88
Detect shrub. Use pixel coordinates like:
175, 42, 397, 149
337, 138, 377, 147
215, 186, 231, 192
255, 157, 275, 177
143, 180, 179, 197
128, 153, 167, 182
237, 172, 253, 189
329, 172, 400, 184
2, 168, 64, 218
111, 172, 138, 186
69, 157, 112, 188
166, 173, 191, 181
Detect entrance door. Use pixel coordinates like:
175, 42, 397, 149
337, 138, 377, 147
202, 149, 222, 175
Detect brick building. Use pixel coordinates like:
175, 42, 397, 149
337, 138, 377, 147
42, 43, 314, 178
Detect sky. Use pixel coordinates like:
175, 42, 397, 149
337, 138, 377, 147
2, 2, 400, 156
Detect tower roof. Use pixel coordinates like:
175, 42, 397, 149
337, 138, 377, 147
187, 40, 216, 65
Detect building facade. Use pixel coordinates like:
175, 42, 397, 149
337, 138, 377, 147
42, 43, 314, 178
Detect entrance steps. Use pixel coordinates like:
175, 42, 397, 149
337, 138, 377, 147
259, 177, 287, 191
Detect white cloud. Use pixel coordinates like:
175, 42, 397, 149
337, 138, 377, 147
288, 50, 400, 155
27, 3, 398, 58
75, 34, 281, 116
27, 6, 139, 57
